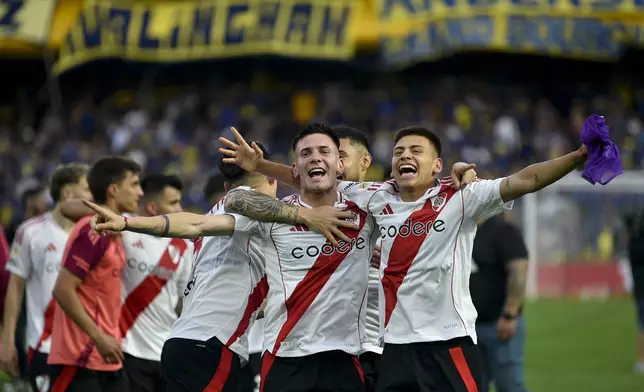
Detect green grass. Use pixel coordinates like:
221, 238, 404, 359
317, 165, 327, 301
523, 298, 642, 392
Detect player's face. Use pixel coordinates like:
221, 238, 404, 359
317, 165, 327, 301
392, 135, 443, 190
150, 186, 183, 215
65, 175, 93, 201
114, 171, 143, 213
292, 134, 343, 192
338, 138, 363, 182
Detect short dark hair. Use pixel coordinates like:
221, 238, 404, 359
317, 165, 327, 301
203, 173, 227, 201
49, 163, 90, 203
393, 126, 442, 156
20, 186, 45, 210
333, 125, 371, 153
291, 123, 340, 152
88, 157, 141, 204
141, 174, 183, 200
219, 142, 270, 184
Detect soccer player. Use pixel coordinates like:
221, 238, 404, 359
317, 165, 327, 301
0, 164, 91, 392
220, 124, 588, 391
48, 156, 143, 392
120, 174, 193, 392
82, 142, 355, 392
225, 124, 379, 392
334, 126, 382, 390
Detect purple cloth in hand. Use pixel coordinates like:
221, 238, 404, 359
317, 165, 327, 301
580, 114, 623, 185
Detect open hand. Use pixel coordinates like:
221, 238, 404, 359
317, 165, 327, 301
219, 127, 264, 172
451, 162, 477, 190
298, 206, 359, 247
83, 200, 126, 235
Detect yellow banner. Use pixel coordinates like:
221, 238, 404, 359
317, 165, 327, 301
54, 0, 357, 74
0, 0, 56, 44
377, 0, 644, 67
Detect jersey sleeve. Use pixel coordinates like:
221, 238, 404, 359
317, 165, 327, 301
232, 214, 262, 236
5, 226, 33, 279
62, 222, 110, 280
461, 178, 513, 221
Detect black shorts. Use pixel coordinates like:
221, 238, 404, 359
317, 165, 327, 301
359, 351, 381, 392
27, 349, 50, 392
376, 337, 482, 392
124, 353, 163, 392
48, 365, 128, 392
161, 337, 241, 392
261, 350, 364, 392
238, 352, 262, 392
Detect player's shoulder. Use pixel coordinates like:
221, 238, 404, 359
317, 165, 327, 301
339, 180, 399, 194
15, 214, 49, 237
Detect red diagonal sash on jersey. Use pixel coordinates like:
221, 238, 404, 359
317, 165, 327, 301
260, 204, 368, 391
224, 276, 269, 346
119, 238, 188, 336
27, 298, 56, 365
382, 185, 456, 327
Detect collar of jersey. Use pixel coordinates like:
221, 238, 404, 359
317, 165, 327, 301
297, 192, 344, 208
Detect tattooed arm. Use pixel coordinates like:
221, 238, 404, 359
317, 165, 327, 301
503, 259, 529, 316
499, 145, 588, 202
223, 188, 300, 223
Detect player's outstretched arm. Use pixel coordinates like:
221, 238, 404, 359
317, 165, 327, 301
224, 188, 358, 246
499, 145, 588, 203
82, 200, 236, 238
219, 127, 300, 189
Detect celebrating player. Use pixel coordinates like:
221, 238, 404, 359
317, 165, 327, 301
219, 123, 590, 391
0, 163, 91, 392
333, 126, 382, 391
48, 157, 143, 392
81, 143, 355, 392
120, 174, 193, 392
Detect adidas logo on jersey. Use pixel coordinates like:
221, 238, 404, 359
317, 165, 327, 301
45, 243, 57, 252
379, 205, 394, 215
290, 224, 310, 232
132, 240, 144, 249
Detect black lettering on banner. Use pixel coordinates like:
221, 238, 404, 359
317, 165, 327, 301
0, 0, 24, 32
291, 237, 367, 259
380, 219, 446, 239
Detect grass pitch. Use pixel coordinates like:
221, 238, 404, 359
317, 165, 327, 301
523, 298, 642, 392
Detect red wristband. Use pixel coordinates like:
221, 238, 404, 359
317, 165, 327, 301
123, 216, 129, 230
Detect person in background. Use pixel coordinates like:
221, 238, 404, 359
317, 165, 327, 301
3, 183, 48, 379
624, 209, 644, 373
470, 211, 530, 392
0, 164, 91, 392
48, 156, 143, 392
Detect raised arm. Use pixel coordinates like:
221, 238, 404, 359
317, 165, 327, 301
499, 145, 588, 203
83, 201, 236, 239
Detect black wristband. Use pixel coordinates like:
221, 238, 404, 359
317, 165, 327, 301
502, 312, 517, 320
161, 215, 170, 237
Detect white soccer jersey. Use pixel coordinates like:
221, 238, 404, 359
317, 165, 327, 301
248, 318, 265, 355
120, 232, 193, 361
363, 237, 383, 354
338, 178, 512, 344
169, 188, 268, 362
6, 213, 69, 354
234, 192, 378, 358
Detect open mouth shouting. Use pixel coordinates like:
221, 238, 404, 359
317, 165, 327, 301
308, 168, 327, 179
397, 163, 418, 180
